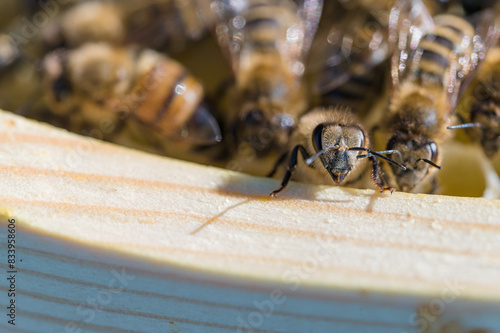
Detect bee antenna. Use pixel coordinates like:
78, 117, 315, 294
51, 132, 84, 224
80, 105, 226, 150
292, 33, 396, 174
305, 145, 339, 165
350, 147, 407, 170
358, 149, 404, 161
447, 123, 483, 130
416, 158, 441, 169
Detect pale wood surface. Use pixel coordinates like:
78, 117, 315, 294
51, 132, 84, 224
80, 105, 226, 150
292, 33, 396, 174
0, 110, 499, 332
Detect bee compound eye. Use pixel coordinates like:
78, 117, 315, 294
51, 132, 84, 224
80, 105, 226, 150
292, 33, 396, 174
357, 128, 365, 148
428, 141, 438, 162
312, 124, 325, 153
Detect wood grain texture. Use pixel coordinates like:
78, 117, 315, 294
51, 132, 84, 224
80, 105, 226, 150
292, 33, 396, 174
0, 110, 499, 333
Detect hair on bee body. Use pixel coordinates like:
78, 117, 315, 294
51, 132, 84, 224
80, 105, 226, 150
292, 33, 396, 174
267, 0, 417, 197
40, 42, 222, 147
209, 0, 323, 175
451, 39, 500, 160
267, 1, 414, 197
374, 0, 493, 193
269, 107, 406, 197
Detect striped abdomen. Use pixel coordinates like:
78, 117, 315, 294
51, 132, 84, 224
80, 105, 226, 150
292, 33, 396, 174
132, 58, 203, 135
414, 14, 474, 84
115, 53, 221, 145
244, 0, 297, 52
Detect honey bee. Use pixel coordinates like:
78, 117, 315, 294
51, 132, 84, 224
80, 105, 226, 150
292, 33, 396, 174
39, 42, 222, 147
268, 107, 406, 197
208, 0, 323, 175
268, 4, 407, 197
1, 0, 219, 132
311, 0, 453, 116
375, 0, 493, 193
40, 0, 211, 53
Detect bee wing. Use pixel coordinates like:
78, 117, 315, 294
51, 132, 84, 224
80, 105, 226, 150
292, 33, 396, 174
452, 9, 500, 107
295, 0, 324, 60
312, 8, 390, 96
204, 0, 243, 74
469, 9, 500, 68
207, 0, 322, 77
388, 0, 434, 89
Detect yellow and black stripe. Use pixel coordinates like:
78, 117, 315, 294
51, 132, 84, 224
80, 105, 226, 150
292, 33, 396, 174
244, 0, 296, 53
132, 58, 205, 136
414, 14, 474, 85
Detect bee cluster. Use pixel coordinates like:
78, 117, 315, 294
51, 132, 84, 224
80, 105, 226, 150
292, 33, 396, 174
0, 0, 499, 198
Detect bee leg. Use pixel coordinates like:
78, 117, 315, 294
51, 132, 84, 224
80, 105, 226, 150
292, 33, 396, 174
270, 145, 308, 197
369, 156, 395, 194
266, 152, 289, 177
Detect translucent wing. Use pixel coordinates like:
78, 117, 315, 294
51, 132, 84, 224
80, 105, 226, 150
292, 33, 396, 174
314, 7, 390, 96
207, 0, 323, 77
468, 9, 500, 70
390, 2, 499, 112
430, 10, 500, 111
453, 9, 500, 106
388, 0, 434, 89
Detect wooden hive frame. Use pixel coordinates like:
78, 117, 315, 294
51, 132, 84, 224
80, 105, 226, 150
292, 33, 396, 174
0, 110, 499, 332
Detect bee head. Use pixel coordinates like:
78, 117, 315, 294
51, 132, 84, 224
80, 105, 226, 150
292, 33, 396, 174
312, 123, 366, 184
386, 135, 439, 191
233, 106, 294, 156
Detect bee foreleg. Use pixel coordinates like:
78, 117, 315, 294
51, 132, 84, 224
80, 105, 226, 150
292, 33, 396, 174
266, 152, 289, 178
270, 145, 308, 197
369, 156, 395, 194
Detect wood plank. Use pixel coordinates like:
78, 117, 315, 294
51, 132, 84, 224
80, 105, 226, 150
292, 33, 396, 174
0, 110, 499, 332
